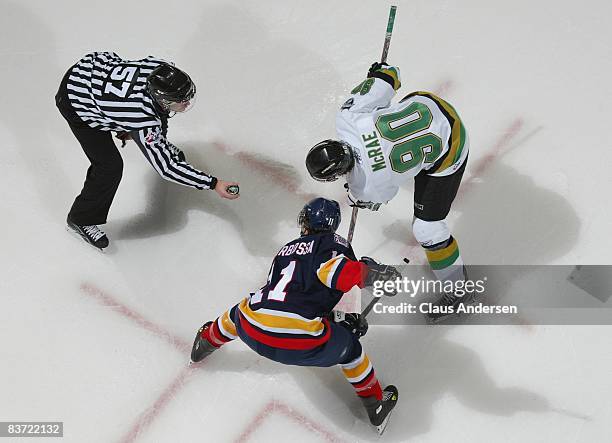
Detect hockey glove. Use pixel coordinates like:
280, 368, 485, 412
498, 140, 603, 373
115, 131, 131, 148
346, 189, 382, 211
361, 256, 402, 296
367, 62, 401, 91
329, 311, 369, 338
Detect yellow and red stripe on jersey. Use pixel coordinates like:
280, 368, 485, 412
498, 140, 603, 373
316, 254, 367, 293
237, 298, 331, 350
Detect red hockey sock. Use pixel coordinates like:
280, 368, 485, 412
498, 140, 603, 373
200, 323, 220, 347
341, 351, 383, 401
355, 374, 383, 400
203, 318, 235, 348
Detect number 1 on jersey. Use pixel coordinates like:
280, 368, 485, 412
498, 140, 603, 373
251, 261, 296, 304
268, 261, 296, 301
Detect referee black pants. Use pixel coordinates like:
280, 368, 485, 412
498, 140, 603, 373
55, 69, 123, 226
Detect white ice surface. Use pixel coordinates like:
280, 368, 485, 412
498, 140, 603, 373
1, 0, 611, 442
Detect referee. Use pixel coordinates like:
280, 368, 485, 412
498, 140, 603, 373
56, 52, 239, 250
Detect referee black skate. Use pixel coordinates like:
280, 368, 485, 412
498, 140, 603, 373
56, 52, 239, 250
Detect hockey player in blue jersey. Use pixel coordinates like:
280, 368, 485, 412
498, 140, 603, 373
191, 197, 400, 434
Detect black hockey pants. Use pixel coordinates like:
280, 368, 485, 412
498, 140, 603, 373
55, 68, 123, 226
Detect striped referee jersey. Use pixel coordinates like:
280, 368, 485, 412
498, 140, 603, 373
66, 52, 216, 190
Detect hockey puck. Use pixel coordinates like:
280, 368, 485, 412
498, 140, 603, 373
226, 185, 240, 195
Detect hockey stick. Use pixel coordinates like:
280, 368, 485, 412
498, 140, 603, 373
361, 294, 380, 319
347, 6, 398, 246
347, 206, 359, 243
380, 5, 397, 64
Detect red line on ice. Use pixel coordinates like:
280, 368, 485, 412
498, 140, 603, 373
234, 399, 347, 443
234, 400, 273, 443
461, 118, 524, 194
118, 365, 197, 443
80, 283, 190, 353
433, 79, 453, 96
213, 141, 317, 201
275, 402, 347, 443
80, 283, 346, 442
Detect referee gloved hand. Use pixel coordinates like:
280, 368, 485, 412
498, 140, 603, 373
115, 131, 131, 148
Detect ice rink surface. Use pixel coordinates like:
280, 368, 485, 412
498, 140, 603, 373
1, 0, 611, 442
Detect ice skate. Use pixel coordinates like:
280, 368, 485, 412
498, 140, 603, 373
361, 385, 398, 435
67, 216, 109, 250
190, 322, 218, 363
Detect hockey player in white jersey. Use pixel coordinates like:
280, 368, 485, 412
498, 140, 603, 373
306, 63, 471, 322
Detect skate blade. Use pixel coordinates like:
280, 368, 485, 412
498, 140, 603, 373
376, 410, 393, 435
65, 226, 106, 254
188, 359, 207, 368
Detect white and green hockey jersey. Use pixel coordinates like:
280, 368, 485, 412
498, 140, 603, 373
337, 77, 469, 204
